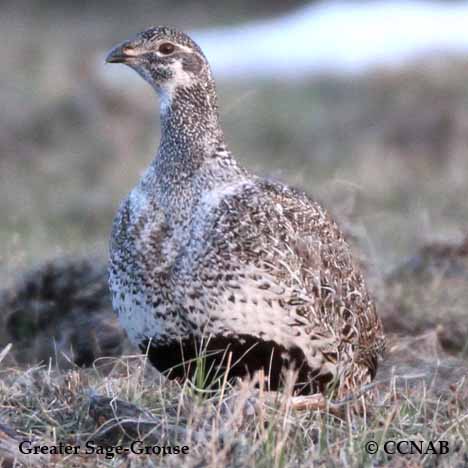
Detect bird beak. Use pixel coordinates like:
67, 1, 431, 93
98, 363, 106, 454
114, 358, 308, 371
105, 40, 141, 64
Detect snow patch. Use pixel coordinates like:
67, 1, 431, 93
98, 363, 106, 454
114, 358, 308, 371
100, 1, 468, 83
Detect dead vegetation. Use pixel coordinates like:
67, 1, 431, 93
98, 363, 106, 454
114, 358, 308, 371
383, 235, 468, 354
0, 332, 467, 467
0, 257, 132, 369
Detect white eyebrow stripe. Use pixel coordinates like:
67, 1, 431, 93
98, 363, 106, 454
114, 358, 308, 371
155, 39, 194, 55
173, 43, 193, 54
154, 42, 193, 57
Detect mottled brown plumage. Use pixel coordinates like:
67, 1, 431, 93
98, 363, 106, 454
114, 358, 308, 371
106, 26, 385, 399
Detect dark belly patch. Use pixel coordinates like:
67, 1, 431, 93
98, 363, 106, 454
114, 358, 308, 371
139, 334, 328, 394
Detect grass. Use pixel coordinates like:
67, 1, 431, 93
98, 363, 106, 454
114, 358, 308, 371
0, 338, 467, 467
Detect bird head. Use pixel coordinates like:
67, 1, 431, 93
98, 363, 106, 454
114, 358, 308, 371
105, 26, 212, 109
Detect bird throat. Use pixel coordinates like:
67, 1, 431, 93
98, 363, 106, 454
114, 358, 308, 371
158, 81, 222, 163
148, 81, 237, 214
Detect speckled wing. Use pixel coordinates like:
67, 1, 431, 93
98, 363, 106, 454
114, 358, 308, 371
178, 178, 385, 386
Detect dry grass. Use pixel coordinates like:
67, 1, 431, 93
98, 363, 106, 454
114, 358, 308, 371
0, 334, 467, 467
382, 236, 468, 355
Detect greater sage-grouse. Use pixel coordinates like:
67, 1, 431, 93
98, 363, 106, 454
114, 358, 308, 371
106, 26, 385, 405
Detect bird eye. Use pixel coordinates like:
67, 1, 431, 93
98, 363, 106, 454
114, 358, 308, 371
158, 42, 175, 55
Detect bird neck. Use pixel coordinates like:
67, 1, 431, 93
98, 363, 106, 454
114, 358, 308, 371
155, 81, 224, 173
147, 81, 244, 210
